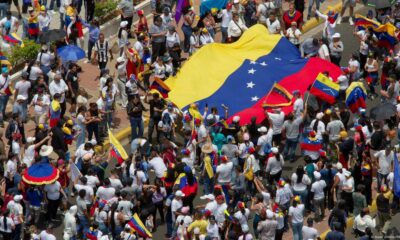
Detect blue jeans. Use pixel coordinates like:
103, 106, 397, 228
130, 117, 143, 141
105, 103, 113, 127
181, 24, 192, 52
12, 224, 21, 240
0, 3, 9, 19
283, 138, 298, 161
308, 0, 320, 16
77, 215, 89, 237
204, 175, 214, 195
12, 101, 28, 122
0, 95, 9, 124
166, 209, 173, 237
221, 27, 228, 43
377, 172, 388, 191
49, 0, 60, 10
292, 222, 303, 240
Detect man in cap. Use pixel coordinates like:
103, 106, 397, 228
214, 194, 228, 227
302, 218, 320, 240
171, 190, 185, 222
329, 33, 344, 66
7, 194, 23, 239
283, 106, 307, 162
257, 209, 278, 239
374, 145, 394, 191
331, 162, 345, 204
266, 107, 285, 146
12, 95, 28, 123
256, 125, 273, 167
49, 74, 68, 117
216, 155, 233, 187
0, 67, 10, 127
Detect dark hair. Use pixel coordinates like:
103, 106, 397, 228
295, 165, 305, 184
78, 189, 86, 198
104, 178, 111, 186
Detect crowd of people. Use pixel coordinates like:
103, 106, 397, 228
0, 0, 399, 239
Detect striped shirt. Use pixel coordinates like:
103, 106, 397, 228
95, 40, 109, 63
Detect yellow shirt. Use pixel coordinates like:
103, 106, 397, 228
187, 220, 208, 234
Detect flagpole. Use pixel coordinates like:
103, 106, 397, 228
262, 82, 276, 108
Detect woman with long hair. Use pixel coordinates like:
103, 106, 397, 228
364, 52, 379, 99
291, 165, 311, 207
118, 21, 129, 57
108, 202, 124, 239
249, 193, 265, 239
0, 210, 14, 240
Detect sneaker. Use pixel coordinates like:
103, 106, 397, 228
349, 17, 354, 25
337, 16, 342, 24
50, 10, 56, 15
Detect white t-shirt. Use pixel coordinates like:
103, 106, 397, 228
118, 200, 134, 217
148, 157, 167, 178
293, 98, 304, 117
374, 150, 394, 175
110, 178, 123, 190
14, 80, 31, 99
75, 184, 94, 204
131, 170, 147, 189
32, 94, 50, 116
302, 226, 319, 240
206, 223, 220, 238
257, 130, 273, 155
291, 173, 311, 192
171, 198, 183, 222
23, 145, 35, 167
216, 162, 233, 184
261, 191, 271, 206
4, 159, 16, 178
267, 112, 285, 134
311, 179, 327, 200
49, 79, 68, 102
29, 66, 42, 81
205, 200, 218, 212
0, 216, 14, 233
310, 119, 326, 140
318, 44, 330, 60
39, 231, 56, 240
266, 19, 281, 34
215, 203, 228, 224
289, 204, 305, 224
343, 177, 355, 193
234, 209, 250, 228
96, 186, 116, 201
44, 181, 61, 200
85, 175, 100, 189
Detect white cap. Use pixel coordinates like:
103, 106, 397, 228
332, 33, 341, 38
14, 195, 23, 202
257, 126, 268, 133
232, 115, 240, 123
271, 147, 279, 154
316, 112, 324, 120
16, 95, 27, 101
26, 137, 36, 143
335, 162, 343, 170
266, 209, 274, 219
175, 190, 185, 197
117, 57, 125, 63
120, 21, 128, 28
200, 194, 215, 201
314, 171, 321, 180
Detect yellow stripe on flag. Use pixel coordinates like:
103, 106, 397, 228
108, 129, 128, 161
316, 73, 340, 91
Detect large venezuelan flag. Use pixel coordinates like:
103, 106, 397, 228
165, 25, 341, 125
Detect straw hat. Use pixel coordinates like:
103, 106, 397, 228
39, 145, 53, 157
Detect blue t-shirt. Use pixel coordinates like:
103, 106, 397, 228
326, 231, 345, 240
27, 189, 44, 207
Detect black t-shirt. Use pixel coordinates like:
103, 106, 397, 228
370, 130, 384, 150
66, 70, 79, 92
127, 102, 145, 118
149, 99, 165, 119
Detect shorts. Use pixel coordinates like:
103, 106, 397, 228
8, 0, 18, 7
343, 0, 356, 7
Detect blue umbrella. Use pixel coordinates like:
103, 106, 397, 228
57, 45, 86, 62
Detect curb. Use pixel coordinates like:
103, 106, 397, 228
302, 2, 343, 33
320, 199, 377, 239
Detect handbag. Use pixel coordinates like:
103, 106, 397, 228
244, 158, 254, 181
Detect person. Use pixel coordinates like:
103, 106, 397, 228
199, 28, 214, 45
282, 2, 302, 30
329, 33, 344, 66
0, 11, 18, 34
228, 12, 248, 42
127, 94, 146, 141
376, 185, 392, 234
353, 208, 375, 237
49, 74, 68, 118
266, 11, 281, 35
63, 205, 78, 240
0, 67, 10, 127
265, 147, 284, 184
302, 218, 319, 240
189, 26, 201, 55
218, 3, 232, 43
181, 6, 195, 52
0, 209, 14, 240
146, 92, 165, 143
364, 53, 379, 99
291, 165, 311, 208
283, 108, 306, 162
311, 171, 326, 222
374, 146, 394, 191
117, 0, 134, 36
337, 0, 356, 25
315, 9, 337, 40
285, 21, 301, 48
318, 38, 330, 61
39, 224, 56, 240
44, 179, 67, 222
149, 15, 167, 62
300, 38, 319, 58
257, 209, 278, 240
92, 32, 113, 71
289, 196, 305, 240
326, 222, 345, 240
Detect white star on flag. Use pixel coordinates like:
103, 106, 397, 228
247, 81, 255, 88
260, 62, 267, 66
251, 96, 259, 101
250, 61, 257, 65
248, 68, 256, 74
274, 57, 282, 61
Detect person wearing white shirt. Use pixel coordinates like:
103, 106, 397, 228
310, 113, 326, 141
0, 12, 18, 35
199, 29, 214, 45
133, 37, 145, 60
292, 91, 304, 118
288, 199, 305, 240
227, 12, 248, 42
266, 12, 281, 34
218, 5, 232, 43
267, 109, 285, 146
39, 227, 57, 240
49, 73, 68, 103
148, 154, 168, 179
286, 22, 302, 47
38, 8, 52, 32
0, 210, 14, 237
166, 26, 180, 49
216, 156, 233, 185
256, 126, 273, 158
311, 171, 326, 222
96, 178, 116, 201
291, 165, 311, 205
318, 39, 330, 61
353, 208, 376, 236
265, 148, 284, 183
171, 190, 184, 222
302, 218, 319, 240
189, 27, 201, 55
374, 147, 394, 190
214, 196, 228, 225
206, 216, 220, 239
315, 9, 337, 39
